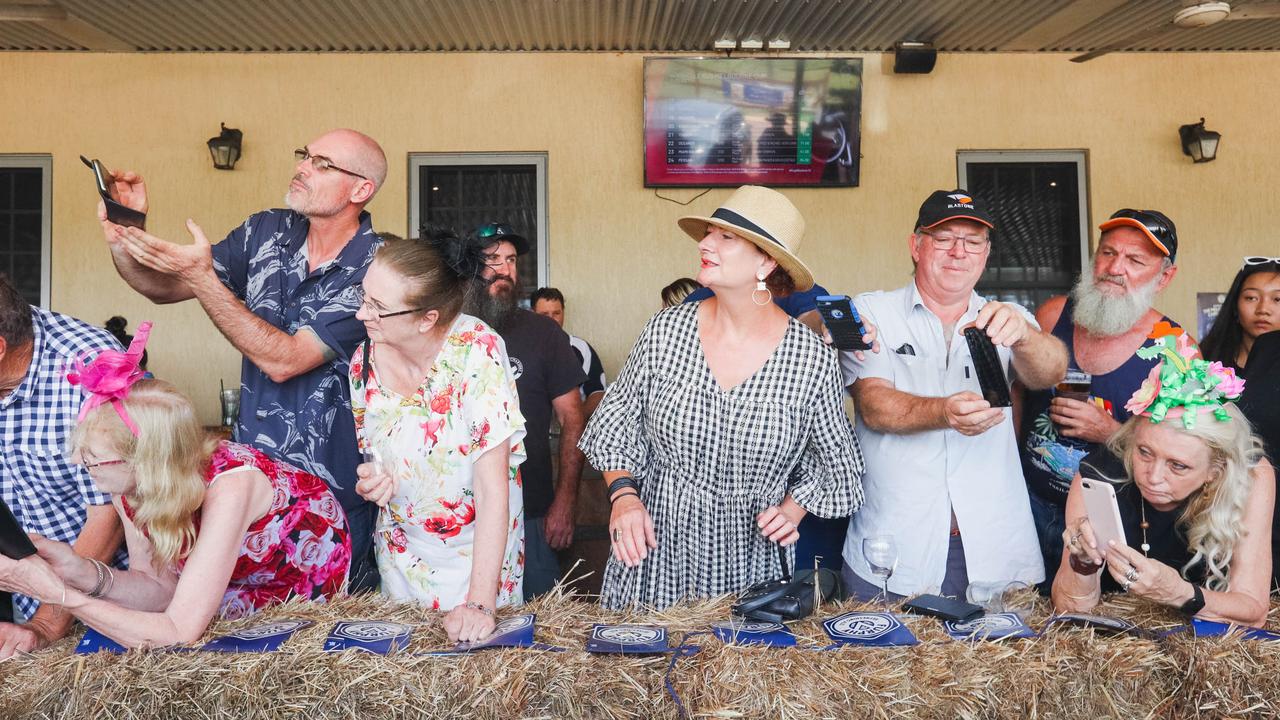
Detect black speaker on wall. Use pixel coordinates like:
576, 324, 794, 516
893, 41, 937, 74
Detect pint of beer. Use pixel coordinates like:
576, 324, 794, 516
1056, 368, 1092, 401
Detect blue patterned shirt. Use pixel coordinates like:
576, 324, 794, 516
211, 209, 379, 509
0, 308, 120, 621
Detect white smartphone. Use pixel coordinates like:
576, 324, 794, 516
1079, 478, 1127, 553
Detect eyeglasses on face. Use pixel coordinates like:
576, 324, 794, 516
919, 229, 990, 254
354, 285, 426, 320
293, 148, 367, 180
83, 458, 127, 471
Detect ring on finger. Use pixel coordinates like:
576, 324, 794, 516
1121, 578, 1133, 592
1125, 566, 1139, 583
1068, 532, 1082, 547
612, 528, 621, 542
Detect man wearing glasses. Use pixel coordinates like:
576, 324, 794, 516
467, 223, 587, 601
837, 190, 1067, 601
0, 274, 124, 657
1019, 209, 1184, 588
97, 128, 388, 591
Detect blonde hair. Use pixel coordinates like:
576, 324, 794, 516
1107, 404, 1264, 592
69, 379, 217, 570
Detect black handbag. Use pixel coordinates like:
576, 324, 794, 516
732, 544, 841, 623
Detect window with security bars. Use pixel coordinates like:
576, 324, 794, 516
957, 152, 1089, 312
410, 154, 548, 297
0, 157, 51, 307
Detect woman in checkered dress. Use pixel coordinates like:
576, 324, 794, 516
580, 187, 865, 610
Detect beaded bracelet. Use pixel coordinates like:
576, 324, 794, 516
464, 601, 494, 617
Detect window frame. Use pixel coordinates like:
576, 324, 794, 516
0, 155, 53, 308
408, 152, 549, 288
956, 149, 1091, 297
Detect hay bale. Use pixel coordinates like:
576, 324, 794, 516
1, 590, 1277, 719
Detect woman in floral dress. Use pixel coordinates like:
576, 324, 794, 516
351, 229, 525, 643
0, 326, 350, 648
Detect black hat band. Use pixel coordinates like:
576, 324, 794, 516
711, 208, 783, 248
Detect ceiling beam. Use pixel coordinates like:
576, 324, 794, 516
1002, 0, 1132, 51
40, 15, 133, 51
0, 3, 65, 21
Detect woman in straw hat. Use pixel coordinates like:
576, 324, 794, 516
580, 185, 865, 609
1054, 326, 1274, 626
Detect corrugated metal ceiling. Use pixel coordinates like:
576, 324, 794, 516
1, 0, 1279, 54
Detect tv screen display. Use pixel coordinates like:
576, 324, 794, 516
644, 57, 862, 188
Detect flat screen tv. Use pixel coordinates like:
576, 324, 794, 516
644, 57, 862, 188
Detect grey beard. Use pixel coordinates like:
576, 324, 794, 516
1070, 272, 1161, 337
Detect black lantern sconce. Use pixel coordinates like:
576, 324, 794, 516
207, 123, 243, 170
1178, 118, 1220, 164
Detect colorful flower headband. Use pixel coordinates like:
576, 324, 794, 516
67, 321, 152, 436
1124, 321, 1244, 428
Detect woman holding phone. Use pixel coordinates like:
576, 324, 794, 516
1053, 326, 1274, 626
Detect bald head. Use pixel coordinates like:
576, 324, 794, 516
314, 128, 388, 196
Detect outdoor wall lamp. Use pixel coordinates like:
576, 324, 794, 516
207, 123, 243, 170
1179, 118, 1220, 163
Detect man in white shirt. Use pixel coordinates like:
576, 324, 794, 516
840, 190, 1067, 600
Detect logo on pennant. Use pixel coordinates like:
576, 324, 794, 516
949, 614, 1019, 633
712, 620, 785, 634
331, 621, 412, 642
825, 612, 900, 641
491, 615, 535, 635
594, 625, 664, 645
226, 620, 311, 641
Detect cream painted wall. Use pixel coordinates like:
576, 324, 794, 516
1, 51, 1277, 423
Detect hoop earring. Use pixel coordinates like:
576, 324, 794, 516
752, 275, 772, 306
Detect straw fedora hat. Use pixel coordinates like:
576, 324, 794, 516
677, 185, 814, 292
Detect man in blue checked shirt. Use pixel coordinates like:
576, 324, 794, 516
97, 129, 387, 591
0, 276, 125, 658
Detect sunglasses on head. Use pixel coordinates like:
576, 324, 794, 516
475, 222, 518, 239
1244, 255, 1280, 267
1110, 209, 1174, 243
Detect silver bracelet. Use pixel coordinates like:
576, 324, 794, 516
86, 558, 108, 598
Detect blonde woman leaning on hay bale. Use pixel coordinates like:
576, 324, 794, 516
0, 325, 351, 647
1053, 328, 1274, 627
580, 186, 866, 610
350, 230, 525, 643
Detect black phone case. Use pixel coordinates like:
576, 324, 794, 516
816, 297, 871, 351
81, 155, 147, 229
963, 327, 1012, 407
901, 593, 983, 623
0, 497, 37, 560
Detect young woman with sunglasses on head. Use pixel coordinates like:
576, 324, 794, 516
350, 229, 525, 643
1200, 256, 1280, 374
0, 325, 351, 647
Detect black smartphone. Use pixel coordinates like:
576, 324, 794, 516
0, 496, 37, 560
901, 593, 983, 623
962, 326, 1012, 407
80, 155, 147, 229
815, 295, 871, 351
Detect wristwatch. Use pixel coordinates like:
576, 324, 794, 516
1178, 584, 1206, 616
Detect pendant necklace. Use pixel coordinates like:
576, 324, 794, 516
1139, 499, 1151, 556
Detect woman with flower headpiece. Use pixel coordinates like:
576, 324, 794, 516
349, 228, 525, 644
0, 323, 352, 647
1053, 325, 1275, 625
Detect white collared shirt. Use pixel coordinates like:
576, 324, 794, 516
838, 282, 1045, 595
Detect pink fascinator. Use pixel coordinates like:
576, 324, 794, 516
67, 321, 152, 436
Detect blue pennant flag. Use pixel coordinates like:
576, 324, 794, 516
1043, 613, 1150, 639
586, 624, 671, 654
944, 613, 1037, 641
711, 619, 796, 647
200, 619, 313, 653
822, 612, 919, 647
323, 621, 412, 654
420, 613, 562, 656
1190, 618, 1280, 641
75, 628, 127, 655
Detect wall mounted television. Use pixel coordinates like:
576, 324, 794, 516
644, 57, 862, 188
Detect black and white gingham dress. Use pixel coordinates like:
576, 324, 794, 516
579, 302, 865, 610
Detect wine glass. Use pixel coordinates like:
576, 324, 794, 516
862, 535, 898, 602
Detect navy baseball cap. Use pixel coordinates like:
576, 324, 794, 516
915, 189, 996, 231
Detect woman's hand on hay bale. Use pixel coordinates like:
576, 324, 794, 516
444, 603, 495, 644
609, 495, 657, 568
